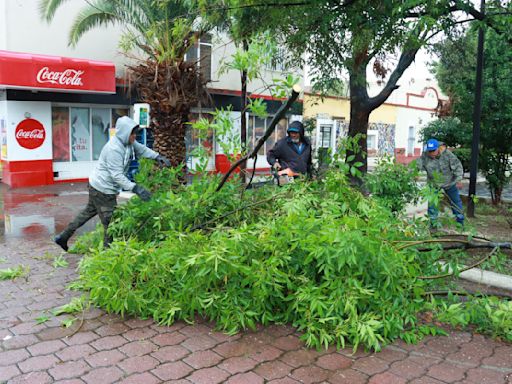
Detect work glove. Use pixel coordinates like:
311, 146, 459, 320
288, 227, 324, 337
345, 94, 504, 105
272, 161, 282, 171
156, 155, 171, 168
132, 184, 152, 202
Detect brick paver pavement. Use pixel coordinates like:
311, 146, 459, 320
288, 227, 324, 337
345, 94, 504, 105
1, 183, 512, 383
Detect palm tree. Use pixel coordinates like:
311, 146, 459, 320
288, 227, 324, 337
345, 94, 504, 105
40, 0, 209, 167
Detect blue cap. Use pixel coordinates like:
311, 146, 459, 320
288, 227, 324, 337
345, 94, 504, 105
287, 121, 303, 133
426, 139, 439, 151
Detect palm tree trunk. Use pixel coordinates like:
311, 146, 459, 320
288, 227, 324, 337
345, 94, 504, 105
129, 59, 208, 170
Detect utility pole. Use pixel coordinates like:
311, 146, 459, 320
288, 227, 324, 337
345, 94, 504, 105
467, 0, 485, 218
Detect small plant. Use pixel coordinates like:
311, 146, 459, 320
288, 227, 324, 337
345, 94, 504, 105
53, 255, 69, 268
53, 296, 88, 316
0, 265, 29, 280
36, 314, 50, 324
61, 318, 78, 328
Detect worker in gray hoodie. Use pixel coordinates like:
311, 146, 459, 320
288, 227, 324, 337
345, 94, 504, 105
54, 116, 170, 251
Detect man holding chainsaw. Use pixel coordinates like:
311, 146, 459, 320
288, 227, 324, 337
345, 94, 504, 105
267, 121, 312, 179
417, 138, 464, 227
54, 116, 171, 251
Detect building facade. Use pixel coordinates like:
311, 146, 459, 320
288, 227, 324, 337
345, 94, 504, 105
302, 81, 445, 167
0, 0, 304, 187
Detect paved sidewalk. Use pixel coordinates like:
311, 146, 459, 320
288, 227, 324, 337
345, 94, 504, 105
1, 183, 512, 384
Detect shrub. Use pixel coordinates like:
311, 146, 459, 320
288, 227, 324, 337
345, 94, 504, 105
364, 157, 420, 213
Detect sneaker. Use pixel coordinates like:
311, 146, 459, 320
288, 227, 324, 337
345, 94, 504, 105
54, 234, 69, 252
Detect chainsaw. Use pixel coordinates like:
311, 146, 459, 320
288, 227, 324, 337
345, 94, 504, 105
272, 167, 301, 186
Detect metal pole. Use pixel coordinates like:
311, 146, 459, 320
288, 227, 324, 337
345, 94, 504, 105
467, 0, 485, 218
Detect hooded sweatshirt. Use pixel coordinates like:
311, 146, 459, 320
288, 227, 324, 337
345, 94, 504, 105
89, 116, 158, 194
267, 121, 312, 175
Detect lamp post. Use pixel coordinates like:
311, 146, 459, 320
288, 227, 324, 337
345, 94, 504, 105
467, 0, 485, 218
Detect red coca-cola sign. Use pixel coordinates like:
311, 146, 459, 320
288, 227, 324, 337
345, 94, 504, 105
0, 50, 115, 93
15, 119, 46, 149
36, 67, 84, 86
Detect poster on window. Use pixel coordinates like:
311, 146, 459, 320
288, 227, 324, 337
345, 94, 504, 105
52, 107, 70, 162
1, 118, 7, 159
92, 109, 110, 160
71, 108, 90, 162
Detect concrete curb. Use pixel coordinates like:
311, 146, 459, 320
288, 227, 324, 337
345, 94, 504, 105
459, 267, 512, 292
440, 261, 512, 292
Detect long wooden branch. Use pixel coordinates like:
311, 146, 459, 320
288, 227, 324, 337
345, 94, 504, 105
418, 246, 499, 280
216, 84, 302, 192
417, 241, 511, 252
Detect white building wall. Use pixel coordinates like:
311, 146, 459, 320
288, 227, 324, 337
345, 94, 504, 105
4, 0, 127, 77
3, 1, 303, 94
395, 107, 437, 153
0, 0, 7, 50
210, 34, 304, 95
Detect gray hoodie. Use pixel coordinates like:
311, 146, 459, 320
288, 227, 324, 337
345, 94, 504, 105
89, 116, 158, 194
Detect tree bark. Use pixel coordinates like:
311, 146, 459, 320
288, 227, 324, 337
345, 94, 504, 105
128, 60, 208, 171
239, 39, 249, 183
346, 47, 419, 175
347, 57, 370, 175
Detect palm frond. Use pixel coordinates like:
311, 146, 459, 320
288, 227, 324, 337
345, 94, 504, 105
39, 0, 72, 22
68, 1, 118, 46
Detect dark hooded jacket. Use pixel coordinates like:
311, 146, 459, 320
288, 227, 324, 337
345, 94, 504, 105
267, 121, 312, 175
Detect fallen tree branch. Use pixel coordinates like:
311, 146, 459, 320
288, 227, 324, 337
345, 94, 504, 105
190, 193, 285, 231
418, 246, 499, 280
422, 290, 511, 299
216, 84, 302, 192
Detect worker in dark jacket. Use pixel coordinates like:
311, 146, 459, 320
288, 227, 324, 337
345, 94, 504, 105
54, 116, 171, 251
267, 121, 312, 176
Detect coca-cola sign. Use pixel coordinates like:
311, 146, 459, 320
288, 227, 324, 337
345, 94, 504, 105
15, 119, 46, 149
36, 67, 84, 86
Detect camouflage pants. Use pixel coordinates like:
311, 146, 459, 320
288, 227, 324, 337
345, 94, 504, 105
60, 184, 117, 247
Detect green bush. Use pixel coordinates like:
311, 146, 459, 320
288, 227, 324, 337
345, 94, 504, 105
364, 158, 420, 213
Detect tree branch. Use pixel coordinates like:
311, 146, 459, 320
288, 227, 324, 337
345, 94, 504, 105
367, 48, 419, 111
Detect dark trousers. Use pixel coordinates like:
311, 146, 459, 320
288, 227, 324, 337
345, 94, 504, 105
60, 184, 117, 247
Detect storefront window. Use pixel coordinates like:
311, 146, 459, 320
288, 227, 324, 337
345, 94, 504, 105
70, 108, 91, 162
254, 117, 265, 156
112, 108, 130, 129
52, 107, 70, 162
91, 108, 111, 160
52, 106, 129, 163
247, 116, 288, 156
186, 113, 214, 154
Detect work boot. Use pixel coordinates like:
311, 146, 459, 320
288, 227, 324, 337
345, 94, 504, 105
54, 233, 69, 252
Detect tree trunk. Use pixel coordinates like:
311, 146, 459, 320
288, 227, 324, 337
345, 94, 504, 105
345, 47, 418, 175
239, 39, 249, 183
347, 58, 370, 175
347, 101, 370, 174
128, 59, 208, 170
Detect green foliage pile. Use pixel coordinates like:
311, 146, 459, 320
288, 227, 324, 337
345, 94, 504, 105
74, 162, 423, 350
72, 161, 512, 351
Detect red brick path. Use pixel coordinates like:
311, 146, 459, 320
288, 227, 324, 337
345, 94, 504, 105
2, 237, 512, 384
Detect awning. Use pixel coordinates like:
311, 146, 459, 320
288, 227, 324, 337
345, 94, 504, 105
0, 50, 116, 94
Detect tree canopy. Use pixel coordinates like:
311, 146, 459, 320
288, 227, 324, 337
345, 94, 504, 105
430, 19, 512, 203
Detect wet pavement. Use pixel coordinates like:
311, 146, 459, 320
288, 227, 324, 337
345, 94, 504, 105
1, 182, 512, 384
